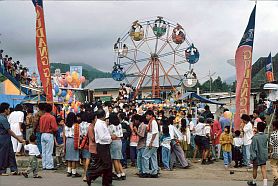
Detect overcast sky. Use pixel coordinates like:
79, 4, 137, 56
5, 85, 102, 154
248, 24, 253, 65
0, 0, 277, 83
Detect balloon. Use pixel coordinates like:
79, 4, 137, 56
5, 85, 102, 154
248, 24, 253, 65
68, 97, 73, 104
80, 76, 86, 83
54, 85, 59, 94
66, 71, 70, 76
58, 77, 63, 83
58, 97, 63, 102
76, 81, 81, 88
224, 111, 232, 119
74, 107, 78, 113
64, 82, 68, 87
65, 94, 70, 101
66, 76, 73, 83
60, 78, 66, 85
57, 89, 62, 96
52, 89, 56, 96
72, 71, 79, 81
61, 90, 67, 97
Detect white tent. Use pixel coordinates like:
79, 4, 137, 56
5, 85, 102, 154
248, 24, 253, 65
263, 83, 278, 101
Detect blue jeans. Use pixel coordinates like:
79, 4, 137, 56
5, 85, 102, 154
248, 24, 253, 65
121, 139, 128, 166
243, 144, 251, 166
162, 146, 170, 170
36, 132, 42, 154
142, 147, 158, 175
41, 133, 54, 169
130, 146, 137, 164
190, 134, 195, 149
223, 151, 232, 165
137, 148, 145, 174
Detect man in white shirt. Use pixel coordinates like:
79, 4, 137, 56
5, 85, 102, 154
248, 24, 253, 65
8, 104, 24, 155
241, 114, 254, 167
141, 110, 159, 178
193, 117, 206, 163
94, 109, 113, 186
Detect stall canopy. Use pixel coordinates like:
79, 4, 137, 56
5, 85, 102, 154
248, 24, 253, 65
179, 92, 225, 105
0, 94, 26, 108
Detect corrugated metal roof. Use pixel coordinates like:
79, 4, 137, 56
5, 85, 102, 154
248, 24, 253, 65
85, 75, 183, 90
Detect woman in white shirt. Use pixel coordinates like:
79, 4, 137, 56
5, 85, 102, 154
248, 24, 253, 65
64, 112, 81, 178
8, 104, 24, 155
108, 112, 126, 180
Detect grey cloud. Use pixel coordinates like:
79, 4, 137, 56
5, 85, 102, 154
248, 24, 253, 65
0, 0, 277, 83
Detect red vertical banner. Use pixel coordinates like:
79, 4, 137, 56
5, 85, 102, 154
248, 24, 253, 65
33, 0, 53, 102
234, 5, 256, 130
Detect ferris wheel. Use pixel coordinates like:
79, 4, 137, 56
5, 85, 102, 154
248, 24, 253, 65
112, 16, 200, 98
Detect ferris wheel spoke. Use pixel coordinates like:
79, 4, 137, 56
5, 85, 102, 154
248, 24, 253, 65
156, 40, 168, 56
144, 40, 153, 54
172, 65, 184, 81
134, 61, 152, 98
124, 63, 135, 74
157, 60, 175, 91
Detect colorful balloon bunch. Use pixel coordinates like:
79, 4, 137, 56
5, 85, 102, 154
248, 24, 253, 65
53, 85, 74, 103
57, 71, 86, 89
63, 101, 82, 114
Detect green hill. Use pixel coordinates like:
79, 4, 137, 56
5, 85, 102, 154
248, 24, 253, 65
50, 63, 111, 82
251, 53, 278, 88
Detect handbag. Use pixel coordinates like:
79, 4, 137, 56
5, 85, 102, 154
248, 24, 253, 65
80, 132, 89, 150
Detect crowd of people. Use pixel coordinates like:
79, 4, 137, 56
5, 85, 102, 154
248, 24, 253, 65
0, 100, 277, 186
0, 49, 36, 87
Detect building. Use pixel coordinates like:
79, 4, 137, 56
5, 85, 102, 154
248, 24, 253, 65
201, 92, 256, 114
84, 75, 185, 101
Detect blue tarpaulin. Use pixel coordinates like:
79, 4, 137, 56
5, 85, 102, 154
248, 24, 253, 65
0, 94, 26, 108
179, 92, 225, 105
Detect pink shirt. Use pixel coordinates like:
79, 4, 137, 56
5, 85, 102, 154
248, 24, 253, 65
211, 120, 222, 145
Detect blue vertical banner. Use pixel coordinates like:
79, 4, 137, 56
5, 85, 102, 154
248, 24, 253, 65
265, 52, 274, 82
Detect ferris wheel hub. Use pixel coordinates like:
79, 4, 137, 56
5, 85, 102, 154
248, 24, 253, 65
151, 53, 159, 59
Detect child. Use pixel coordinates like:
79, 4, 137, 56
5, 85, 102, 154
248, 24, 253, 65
55, 116, 65, 167
247, 122, 268, 186
108, 112, 126, 180
233, 130, 243, 168
134, 114, 147, 175
269, 120, 278, 186
64, 112, 81, 178
22, 135, 42, 178
202, 118, 212, 164
160, 125, 171, 170
180, 118, 191, 158
129, 114, 140, 167
219, 126, 233, 169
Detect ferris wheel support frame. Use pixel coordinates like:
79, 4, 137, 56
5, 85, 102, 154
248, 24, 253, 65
134, 60, 152, 98
152, 57, 160, 98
